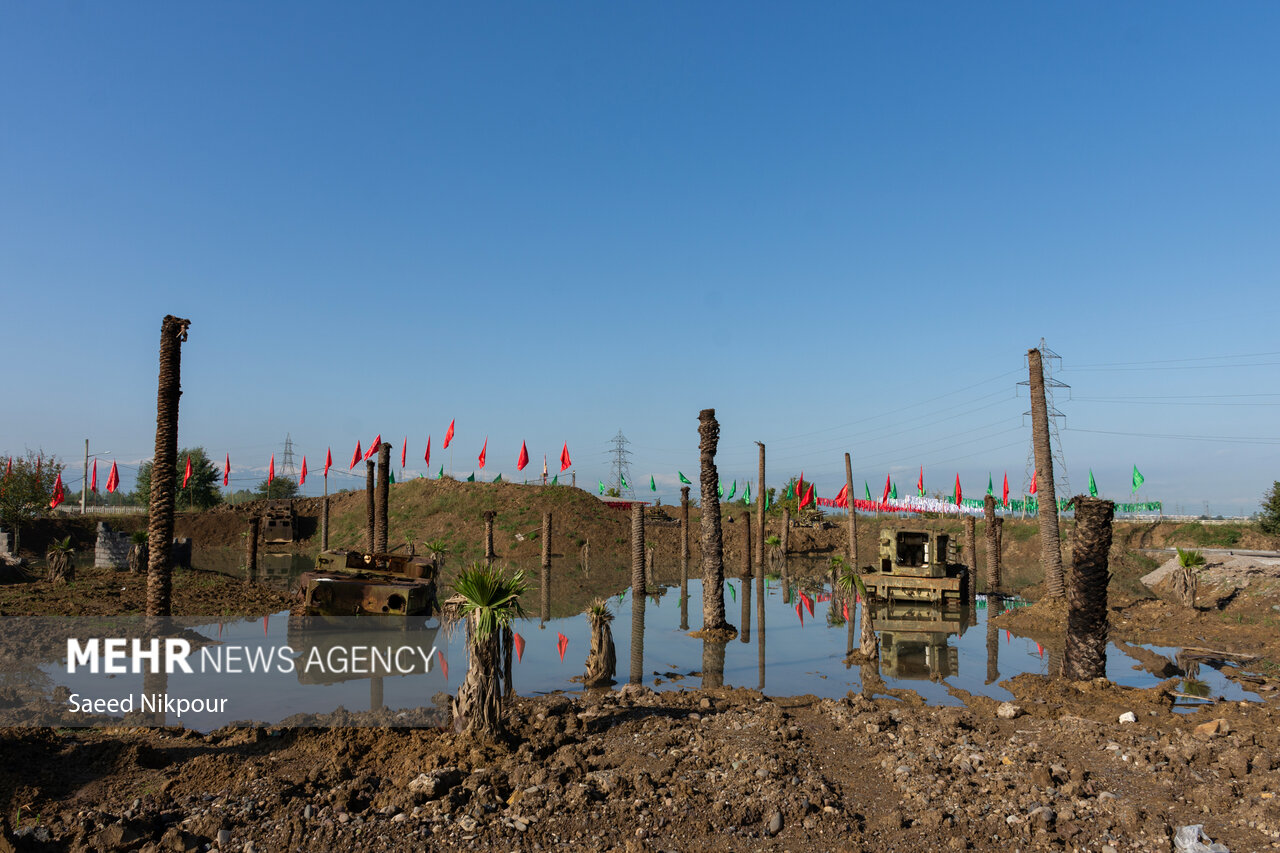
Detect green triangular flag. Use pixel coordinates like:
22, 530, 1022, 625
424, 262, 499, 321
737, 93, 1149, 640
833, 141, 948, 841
494, 473, 502, 483
864, 481, 871, 500
621, 474, 629, 489
1088, 470, 1097, 497
986, 473, 993, 496
890, 483, 897, 499
1131, 465, 1144, 493
717, 483, 723, 498
467, 472, 475, 482
551, 473, 558, 485
437, 465, 444, 479
726, 480, 736, 500
764, 488, 770, 510
744, 482, 751, 504
390, 470, 396, 484
599, 480, 605, 494
678, 471, 692, 484
727, 581, 736, 602
650, 475, 656, 492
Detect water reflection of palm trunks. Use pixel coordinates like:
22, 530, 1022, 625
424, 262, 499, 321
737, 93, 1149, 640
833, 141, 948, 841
740, 579, 752, 644
986, 597, 1005, 685
141, 667, 167, 726
870, 600, 969, 682
756, 580, 766, 690
701, 637, 727, 689
629, 594, 645, 685
285, 610, 439, 687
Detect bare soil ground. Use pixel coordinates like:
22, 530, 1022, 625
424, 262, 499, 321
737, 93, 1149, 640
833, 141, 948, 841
4, 488, 1280, 852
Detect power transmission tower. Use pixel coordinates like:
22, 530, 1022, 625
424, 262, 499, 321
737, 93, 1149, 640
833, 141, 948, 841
609, 430, 634, 497
1019, 339, 1071, 497
281, 433, 298, 482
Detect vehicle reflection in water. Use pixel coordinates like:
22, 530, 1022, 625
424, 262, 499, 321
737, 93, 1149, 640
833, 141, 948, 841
870, 599, 969, 682
285, 612, 439, 712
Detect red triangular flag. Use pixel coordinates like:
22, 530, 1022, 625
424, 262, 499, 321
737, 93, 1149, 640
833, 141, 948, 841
349, 441, 362, 469
299, 456, 308, 487
224, 453, 231, 487
843, 601, 850, 621
1002, 472, 1009, 507
268, 454, 275, 484
835, 483, 849, 507
182, 455, 193, 489
801, 591, 815, 616
1006, 630, 1011, 643
881, 473, 891, 504
796, 602, 804, 626
263, 614, 269, 637
49, 473, 65, 509
917, 466, 924, 496
437, 650, 449, 681
90, 459, 98, 493
799, 483, 814, 509
513, 632, 526, 662
424, 436, 431, 466
517, 441, 529, 471
955, 474, 963, 505
365, 435, 381, 460
796, 471, 804, 498
556, 632, 568, 661
401, 437, 407, 468
324, 447, 332, 478
106, 461, 120, 494
4, 457, 10, 478
1029, 469, 1038, 495
444, 419, 455, 449
560, 442, 571, 471
1036, 642, 1044, 658
478, 437, 487, 469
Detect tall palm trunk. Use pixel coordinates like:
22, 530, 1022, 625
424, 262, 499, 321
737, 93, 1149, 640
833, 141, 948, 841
963, 514, 977, 605
679, 486, 690, 630
375, 442, 390, 554
145, 315, 190, 637
1064, 496, 1115, 680
1029, 348, 1065, 598
697, 409, 731, 632
483, 510, 496, 566
984, 495, 1000, 593
631, 504, 645, 598
364, 460, 375, 554
541, 511, 552, 621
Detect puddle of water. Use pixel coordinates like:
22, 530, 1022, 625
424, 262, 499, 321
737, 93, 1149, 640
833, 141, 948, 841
190, 546, 314, 588
34, 578, 1260, 730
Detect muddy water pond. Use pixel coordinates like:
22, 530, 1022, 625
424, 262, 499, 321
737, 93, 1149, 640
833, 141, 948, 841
32, 572, 1260, 730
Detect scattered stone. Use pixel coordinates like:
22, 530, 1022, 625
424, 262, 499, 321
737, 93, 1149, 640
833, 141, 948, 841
1118, 711, 1137, 724
216, 829, 231, 848
766, 811, 783, 836
996, 702, 1022, 719
1194, 719, 1230, 737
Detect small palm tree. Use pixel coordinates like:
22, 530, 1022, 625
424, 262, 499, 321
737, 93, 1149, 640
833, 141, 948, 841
583, 598, 617, 687
1171, 547, 1205, 608
449, 563, 527, 736
46, 536, 75, 585
422, 538, 451, 574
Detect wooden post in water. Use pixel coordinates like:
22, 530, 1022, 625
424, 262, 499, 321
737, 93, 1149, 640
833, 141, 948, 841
245, 517, 259, 584
1064, 496, 1115, 680
375, 442, 390, 555
483, 510, 496, 566
365, 460, 375, 554
540, 511, 552, 622
697, 409, 731, 632
755, 442, 766, 578
984, 495, 999, 594
780, 506, 791, 603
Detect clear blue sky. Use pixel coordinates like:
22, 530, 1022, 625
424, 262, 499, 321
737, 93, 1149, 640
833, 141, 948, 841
3, 3, 1278, 515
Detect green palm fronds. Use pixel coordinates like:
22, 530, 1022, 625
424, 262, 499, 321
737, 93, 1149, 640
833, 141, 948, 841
452, 563, 527, 642
1176, 547, 1206, 569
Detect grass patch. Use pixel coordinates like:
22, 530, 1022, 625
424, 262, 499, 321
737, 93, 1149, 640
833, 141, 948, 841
1171, 523, 1244, 548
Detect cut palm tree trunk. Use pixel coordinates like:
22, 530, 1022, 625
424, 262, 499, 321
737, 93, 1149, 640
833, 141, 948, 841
1063, 496, 1115, 680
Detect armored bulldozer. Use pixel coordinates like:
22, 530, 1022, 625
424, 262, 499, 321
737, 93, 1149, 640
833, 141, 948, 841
860, 527, 968, 604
